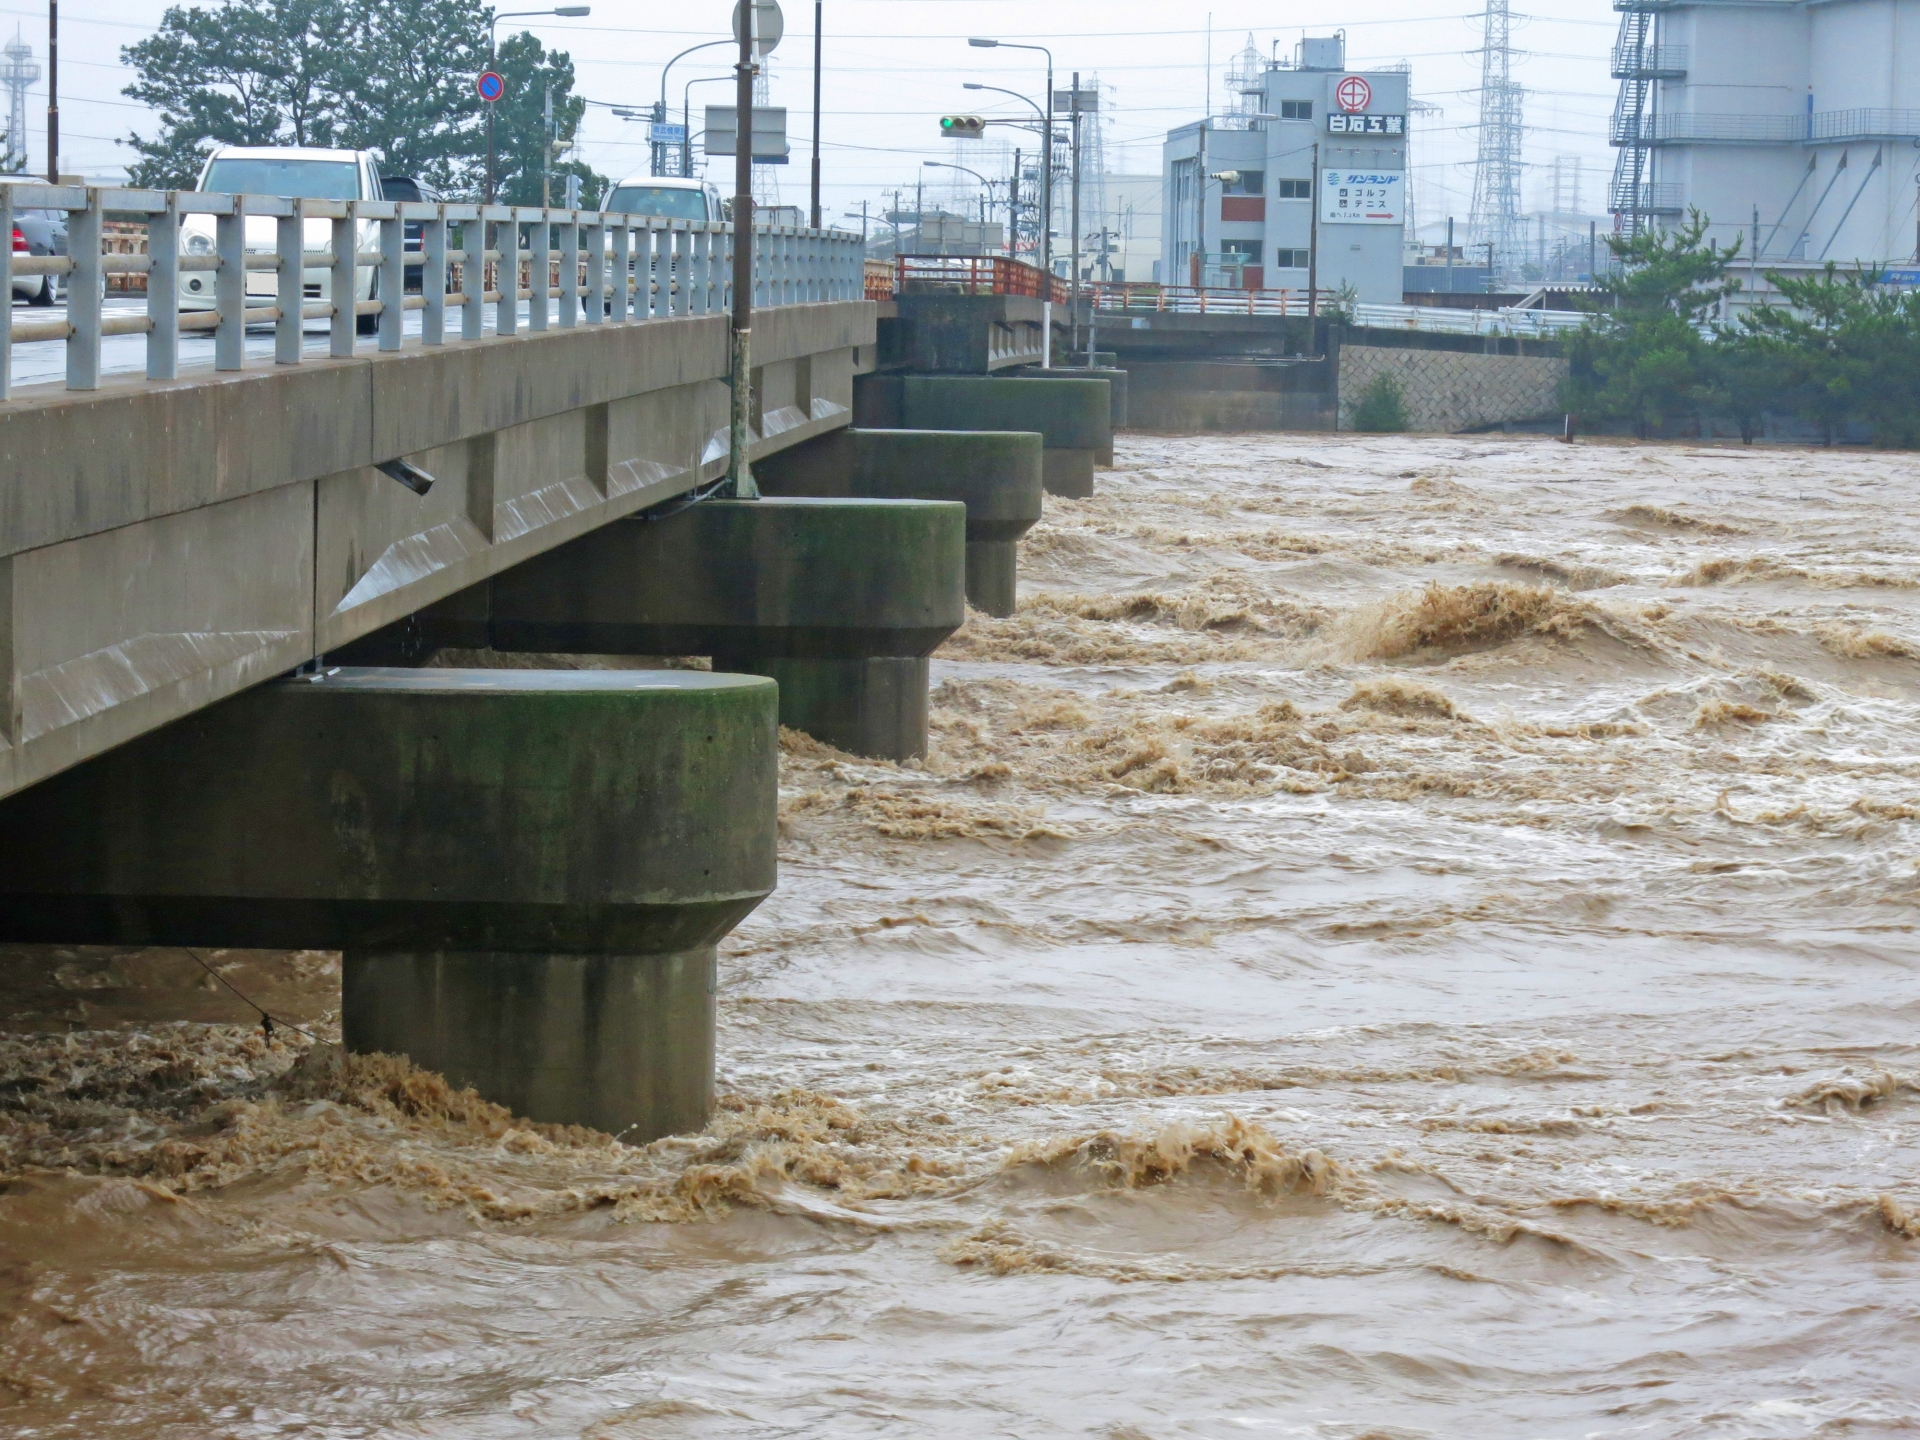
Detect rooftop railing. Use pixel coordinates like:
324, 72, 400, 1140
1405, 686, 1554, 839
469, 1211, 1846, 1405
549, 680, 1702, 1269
0, 184, 866, 400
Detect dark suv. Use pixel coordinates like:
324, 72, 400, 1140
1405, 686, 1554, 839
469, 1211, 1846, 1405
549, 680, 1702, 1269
379, 175, 443, 293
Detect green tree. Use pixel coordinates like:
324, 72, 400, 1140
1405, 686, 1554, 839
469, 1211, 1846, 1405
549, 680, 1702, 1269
334, 0, 490, 193
122, 0, 603, 202
1728, 264, 1920, 446
123, 0, 344, 188
1562, 210, 1743, 438
488, 31, 604, 206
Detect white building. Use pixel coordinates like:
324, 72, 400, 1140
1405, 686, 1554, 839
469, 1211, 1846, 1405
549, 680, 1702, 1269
1162, 35, 1409, 301
1611, 0, 1920, 273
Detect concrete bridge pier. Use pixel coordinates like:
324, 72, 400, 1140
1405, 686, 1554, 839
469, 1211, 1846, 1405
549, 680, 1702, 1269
753, 428, 1043, 617
491, 497, 966, 760
854, 376, 1112, 499
1012, 366, 1129, 465
0, 668, 778, 1140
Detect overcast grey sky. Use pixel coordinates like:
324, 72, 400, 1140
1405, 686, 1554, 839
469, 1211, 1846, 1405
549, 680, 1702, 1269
1, 0, 1620, 234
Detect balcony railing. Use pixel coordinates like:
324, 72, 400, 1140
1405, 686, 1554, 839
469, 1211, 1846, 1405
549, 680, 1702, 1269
1612, 112, 1808, 145
1808, 108, 1920, 142
894, 253, 1067, 304
0, 183, 866, 400
1608, 180, 1688, 213
1609, 43, 1688, 77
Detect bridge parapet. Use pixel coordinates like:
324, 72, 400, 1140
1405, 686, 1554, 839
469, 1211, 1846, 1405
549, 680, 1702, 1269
0, 184, 864, 399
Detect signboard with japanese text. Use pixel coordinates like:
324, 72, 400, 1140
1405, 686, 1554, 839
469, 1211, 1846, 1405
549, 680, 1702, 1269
1320, 169, 1404, 225
1327, 112, 1404, 137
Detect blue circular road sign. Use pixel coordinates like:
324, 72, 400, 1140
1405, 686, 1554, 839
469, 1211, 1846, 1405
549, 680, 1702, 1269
476, 70, 506, 103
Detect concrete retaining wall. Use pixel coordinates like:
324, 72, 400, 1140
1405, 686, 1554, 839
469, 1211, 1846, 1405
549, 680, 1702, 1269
1336, 342, 1568, 433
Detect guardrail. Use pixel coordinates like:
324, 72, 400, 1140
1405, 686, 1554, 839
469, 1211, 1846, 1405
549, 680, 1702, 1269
1091, 282, 1321, 316
1351, 302, 1590, 337
0, 184, 866, 400
895, 253, 1067, 304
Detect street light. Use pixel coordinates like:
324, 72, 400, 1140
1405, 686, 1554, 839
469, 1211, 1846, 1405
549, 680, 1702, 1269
655, 39, 733, 176
487, 6, 591, 203
963, 83, 1045, 261
924, 159, 994, 226
966, 38, 1053, 279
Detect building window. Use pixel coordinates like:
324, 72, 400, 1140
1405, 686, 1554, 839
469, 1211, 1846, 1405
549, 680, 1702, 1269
1220, 240, 1260, 260
1275, 178, 1311, 200
1280, 100, 1313, 121
1273, 248, 1308, 268
1221, 169, 1264, 196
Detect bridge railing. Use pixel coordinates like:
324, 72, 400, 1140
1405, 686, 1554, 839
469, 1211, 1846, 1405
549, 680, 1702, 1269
1090, 282, 1320, 316
0, 184, 866, 400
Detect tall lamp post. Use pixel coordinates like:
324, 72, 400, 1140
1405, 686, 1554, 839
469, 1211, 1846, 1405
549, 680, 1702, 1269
654, 38, 732, 176
962, 82, 1046, 266
924, 160, 995, 234
966, 39, 1052, 277
810, 1, 823, 228
44, 0, 55, 181
487, 6, 590, 203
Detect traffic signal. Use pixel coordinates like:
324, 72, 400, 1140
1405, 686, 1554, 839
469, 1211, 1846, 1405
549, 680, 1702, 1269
939, 115, 986, 139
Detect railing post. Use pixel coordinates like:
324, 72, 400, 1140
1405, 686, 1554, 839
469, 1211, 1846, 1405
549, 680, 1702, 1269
556, 213, 579, 329
610, 222, 630, 322
461, 214, 484, 341
0, 184, 11, 400
65, 187, 104, 391
146, 194, 179, 380
423, 208, 447, 345
275, 203, 304, 364
215, 199, 244, 372
496, 216, 519, 337
330, 210, 355, 357
651, 223, 672, 318
378, 208, 404, 351
528, 212, 550, 331
672, 225, 690, 316
583, 219, 604, 324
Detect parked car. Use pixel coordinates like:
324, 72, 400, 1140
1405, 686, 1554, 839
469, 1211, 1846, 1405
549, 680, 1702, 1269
4, 174, 66, 307
603, 174, 722, 223
379, 174, 443, 293
181, 145, 386, 332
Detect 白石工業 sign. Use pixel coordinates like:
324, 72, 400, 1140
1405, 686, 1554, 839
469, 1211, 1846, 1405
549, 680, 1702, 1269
1327, 113, 1404, 136
1321, 169, 1404, 225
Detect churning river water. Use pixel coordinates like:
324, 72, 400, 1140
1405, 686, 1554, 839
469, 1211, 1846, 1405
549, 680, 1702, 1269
4, 432, 1919, 1437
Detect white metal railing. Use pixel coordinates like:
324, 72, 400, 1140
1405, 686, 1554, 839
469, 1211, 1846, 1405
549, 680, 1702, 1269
1350, 302, 1590, 337
0, 183, 866, 400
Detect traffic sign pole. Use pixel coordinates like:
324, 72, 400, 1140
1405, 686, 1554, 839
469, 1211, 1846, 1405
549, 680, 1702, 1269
477, 71, 507, 202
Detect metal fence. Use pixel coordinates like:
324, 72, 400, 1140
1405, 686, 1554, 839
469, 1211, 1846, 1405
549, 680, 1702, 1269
1349, 302, 1590, 338
894, 254, 1068, 304
1091, 283, 1319, 316
0, 184, 866, 400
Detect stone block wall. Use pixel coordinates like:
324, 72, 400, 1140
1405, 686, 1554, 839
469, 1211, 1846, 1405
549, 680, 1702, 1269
1338, 343, 1568, 432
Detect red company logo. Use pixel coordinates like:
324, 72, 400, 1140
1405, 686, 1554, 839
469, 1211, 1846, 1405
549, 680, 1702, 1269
1335, 75, 1372, 113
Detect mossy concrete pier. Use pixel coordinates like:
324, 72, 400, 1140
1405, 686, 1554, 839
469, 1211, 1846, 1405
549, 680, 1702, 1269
491, 497, 966, 759
754, 428, 1043, 617
854, 375, 1112, 499
0, 668, 778, 1139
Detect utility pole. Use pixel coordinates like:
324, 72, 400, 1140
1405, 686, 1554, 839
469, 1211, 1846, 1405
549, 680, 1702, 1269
1070, 72, 1082, 368
1008, 148, 1020, 258
810, 1, 823, 229
1308, 140, 1319, 324
726, 0, 759, 497
541, 85, 552, 205
44, 0, 56, 182
1446, 215, 1455, 287
1194, 120, 1207, 286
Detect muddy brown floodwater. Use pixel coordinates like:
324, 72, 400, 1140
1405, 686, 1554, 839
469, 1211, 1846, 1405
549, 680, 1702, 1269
5, 432, 1920, 1437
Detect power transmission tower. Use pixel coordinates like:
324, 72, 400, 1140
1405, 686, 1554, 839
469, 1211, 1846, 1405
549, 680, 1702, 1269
0, 30, 39, 175
1468, 0, 1524, 281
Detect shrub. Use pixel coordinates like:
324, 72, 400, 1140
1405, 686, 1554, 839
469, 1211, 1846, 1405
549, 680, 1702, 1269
1351, 372, 1409, 432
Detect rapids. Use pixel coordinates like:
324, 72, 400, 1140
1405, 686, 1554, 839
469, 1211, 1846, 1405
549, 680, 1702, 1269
4, 431, 1919, 1436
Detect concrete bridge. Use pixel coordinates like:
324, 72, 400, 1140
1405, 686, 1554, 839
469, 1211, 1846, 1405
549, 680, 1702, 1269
0, 185, 1116, 1143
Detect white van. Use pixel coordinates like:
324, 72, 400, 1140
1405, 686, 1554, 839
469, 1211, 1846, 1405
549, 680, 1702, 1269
179, 145, 384, 330
603, 174, 722, 223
